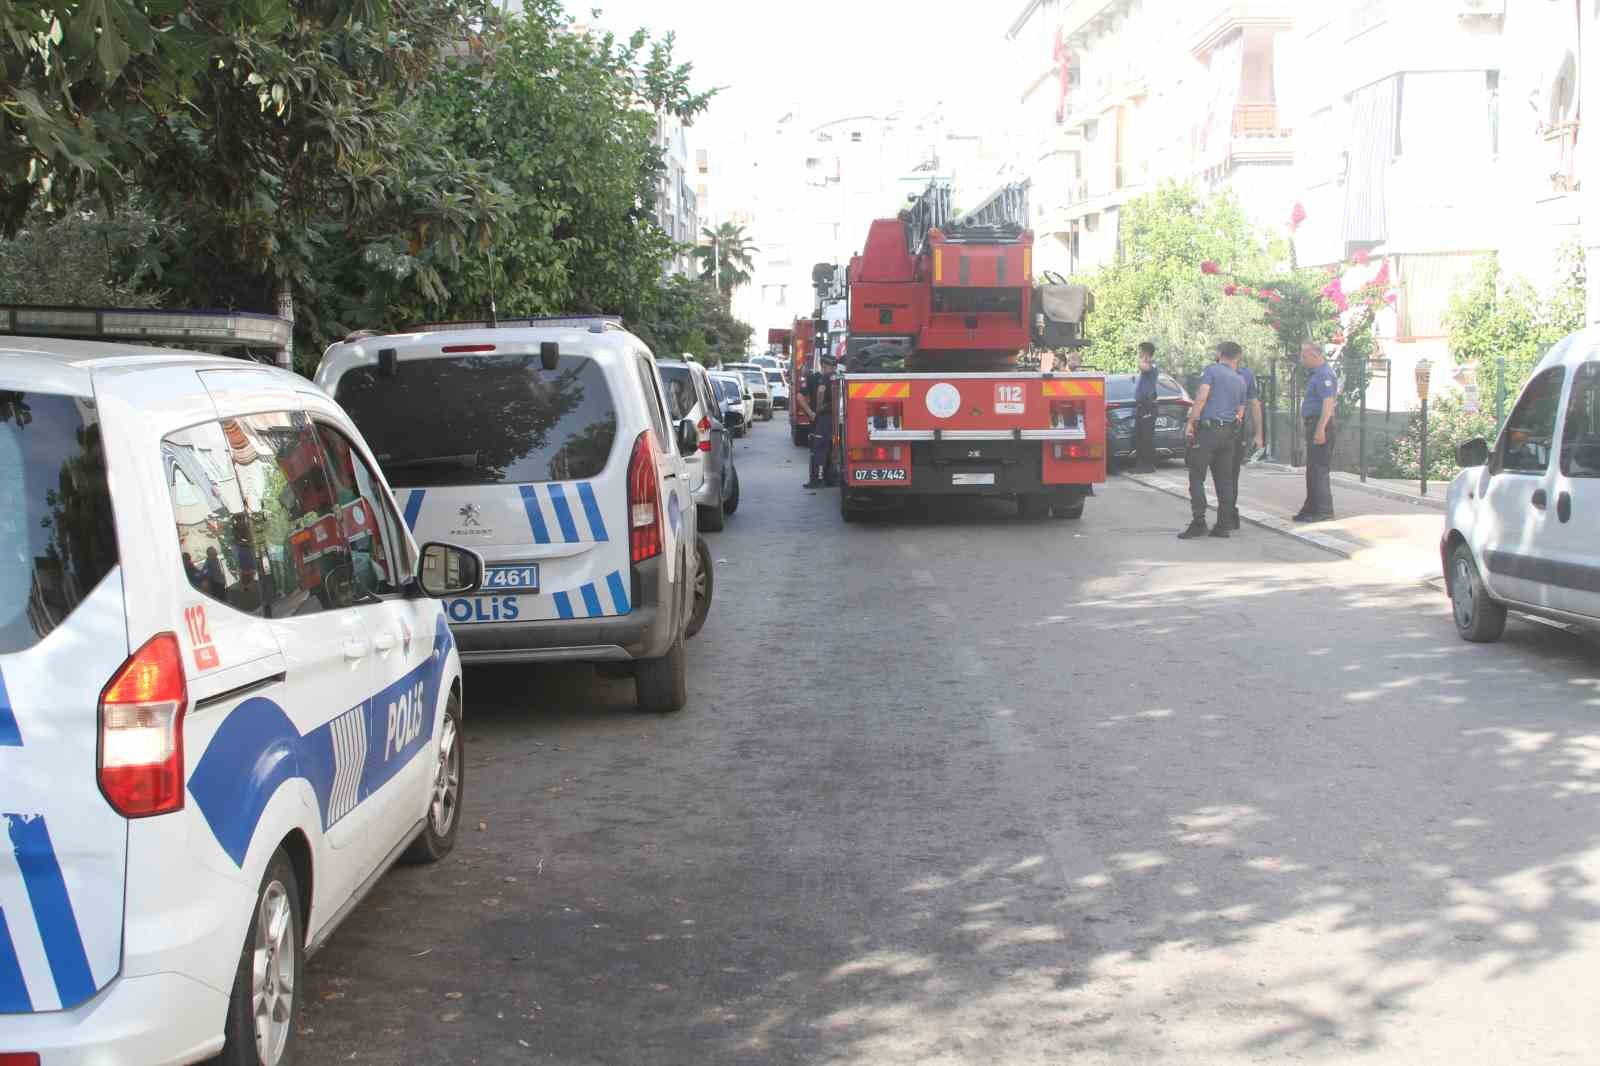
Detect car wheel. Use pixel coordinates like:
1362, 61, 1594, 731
1051, 492, 1085, 520
1450, 544, 1508, 643
686, 535, 713, 639
840, 490, 867, 523
217, 848, 304, 1066
1018, 494, 1051, 520
403, 691, 464, 864
635, 634, 688, 713
723, 465, 740, 515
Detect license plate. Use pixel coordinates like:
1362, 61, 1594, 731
483, 564, 539, 591
853, 467, 907, 482
951, 472, 996, 486
444, 595, 523, 625
1156, 417, 1179, 430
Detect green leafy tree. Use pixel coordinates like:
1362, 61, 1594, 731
1380, 392, 1499, 481
0, 205, 162, 305
696, 221, 756, 297
632, 275, 753, 359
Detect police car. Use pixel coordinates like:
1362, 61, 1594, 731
0, 318, 483, 1065
316, 318, 711, 714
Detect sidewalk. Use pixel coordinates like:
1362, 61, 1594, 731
1121, 459, 1448, 591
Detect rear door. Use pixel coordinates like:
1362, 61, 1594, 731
1477, 366, 1568, 607
333, 350, 633, 627
1547, 357, 1600, 619
0, 383, 127, 1015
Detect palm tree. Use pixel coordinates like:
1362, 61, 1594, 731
696, 222, 757, 298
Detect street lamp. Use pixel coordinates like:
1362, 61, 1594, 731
1415, 358, 1433, 497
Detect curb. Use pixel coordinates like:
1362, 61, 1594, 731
1120, 471, 1356, 561
1251, 462, 1446, 512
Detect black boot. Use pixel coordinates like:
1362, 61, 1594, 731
1177, 521, 1209, 540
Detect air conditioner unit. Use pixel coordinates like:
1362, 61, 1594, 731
1457, 0, 1506, 17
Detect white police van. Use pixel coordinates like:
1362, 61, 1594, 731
316, 318, 710, 713
0, 316, 483, 1065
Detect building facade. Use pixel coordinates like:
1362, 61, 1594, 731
655, 113, 700, 278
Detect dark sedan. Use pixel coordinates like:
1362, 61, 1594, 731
1105, 372, 1193, 466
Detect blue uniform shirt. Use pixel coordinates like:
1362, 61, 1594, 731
1134, 367, 1159, 405
1238, 366, 1258, 402
1198, 362, 1246, 422
1302, 362, 1338, 417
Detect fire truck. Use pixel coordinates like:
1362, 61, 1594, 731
833, 180, 1101, 521
786, 265, 849, 448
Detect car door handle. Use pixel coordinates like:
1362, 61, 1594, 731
343, 638, 370, 662
1532, 489, 1548, 510
1558, 490, 1572, 523
374, 630, 396, 654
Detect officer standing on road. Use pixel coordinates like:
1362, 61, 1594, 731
1224, 352, 1266, 531
1295, 341, 1339, 522
1134, 342, 1159, 473
804, 364, 837, 489
1179, 341, 1247, 540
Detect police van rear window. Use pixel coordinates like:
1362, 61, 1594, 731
334, 354, 619, 488
0, 391, 118, 653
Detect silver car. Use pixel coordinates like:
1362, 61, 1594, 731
660, 359, 740, 532
723, 362, 773, 420
712, 370, 753, 436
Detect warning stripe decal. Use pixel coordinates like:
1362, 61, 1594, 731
847, 382, 912, 399
1042, 379, 1105, 398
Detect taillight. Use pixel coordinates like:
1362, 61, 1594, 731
98, 633, 187, 818
1051, 401, 1083, 428
697, 415, 712, 452
847, 446, 902, 462
1053, 443, 1105, 460
627, 431, 662, 564
0, 1054, 41, 1066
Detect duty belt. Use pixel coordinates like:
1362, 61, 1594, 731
1196, 418, 1237, 428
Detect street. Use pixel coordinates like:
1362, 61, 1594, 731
301, 427, 1600, 1065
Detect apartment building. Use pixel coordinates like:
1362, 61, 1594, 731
1007, 0, 1298, 276
655, 113, 700, 278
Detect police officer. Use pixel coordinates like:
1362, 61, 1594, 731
1296, 341, 1339, 521
804, 363, 837, 489
1179, 340, 1247, 539
1133, 342, 1159, 473
1221, 351, 1265, 531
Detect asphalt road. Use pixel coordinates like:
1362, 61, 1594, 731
301, 420, 1600, 1065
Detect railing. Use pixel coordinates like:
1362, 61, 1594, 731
1232, 103, 1291, 138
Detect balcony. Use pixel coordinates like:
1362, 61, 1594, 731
1232, 103, 1289, 138
1230, 102, 1294, 163
1188, 1, 1296, 56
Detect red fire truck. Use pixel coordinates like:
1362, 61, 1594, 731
787, 265, 849, 448
833, 181, 1101, 521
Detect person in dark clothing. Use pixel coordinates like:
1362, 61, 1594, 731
804, 367, 836, 488
1179, 341, 1247, 539
1220, 353, 1266, 531
1133, 342, 1159, 473
1295, 342, 1339, 521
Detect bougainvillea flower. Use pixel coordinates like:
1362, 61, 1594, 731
1371, 261, 1391, 288
1385, 293, 1398, 305
1352, 248, 1371, 266
1223, 283, 1238, 296
1200, 260, 1221, 275
1266, 290, 1284, 302
1289, 202, 1307, 230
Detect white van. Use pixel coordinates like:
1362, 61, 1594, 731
1444, 329, 1600, 640
316, 319, 711, 712
0, 337, 481, 1065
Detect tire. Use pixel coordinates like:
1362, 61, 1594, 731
686, 535, 713, 639
1018, 494, 1051, 520
840, 491, 866, 523
403, 691, 463, 864
793, 426, 810, 447
1450, 544, 1508, 643
1051, 491, 1085, 520
217, 849, 304, 1066
699, 499, 726, 533
635, 634, 688, 713
723, 465, 740, 515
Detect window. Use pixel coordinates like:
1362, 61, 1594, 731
163, 422, 264, 616
1486, 70, 1500, 156
0, 391, 117, 653
334, 354, 619, 488
315, 424, 412, 598
228, 412, 354, 618
1496, 367, 1567, 474
657, 365, 700, 422
692, 369, 718, 418
634, 355, 672, 447
1560, 361, 1600, 478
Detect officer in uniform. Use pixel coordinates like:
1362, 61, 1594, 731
1134, 342, 1159, 472
1222, 352, 1265, 531
1179, 341, 1247, 539
804, 364, 837, 489
1296, 341, 1339, 521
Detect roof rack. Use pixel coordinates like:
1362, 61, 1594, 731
403, 315, 626, 335
0, 304, 292, 348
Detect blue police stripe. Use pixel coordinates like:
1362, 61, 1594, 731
6, 815, 94, 1009
0, 666, 18, 746
576, 483, 609, 542
552, 591, 575, 620
605, 570, 630, 615
547, 484, 581, 543
0, 907, 32, 1012
401, 490, 425, 532
518, 485, 551, 544
580, 583, 604, 618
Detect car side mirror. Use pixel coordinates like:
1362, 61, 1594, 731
1456, 437, 1490, 468
675, 417, 699, 456
416, 542, 483, 598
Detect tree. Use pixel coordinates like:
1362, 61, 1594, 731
696, 221, 756, 297
632, 275, 753, 359
0, 206, 162, 306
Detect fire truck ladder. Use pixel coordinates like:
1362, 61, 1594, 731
906, 180, 953, 256
907, 179, 1030, 254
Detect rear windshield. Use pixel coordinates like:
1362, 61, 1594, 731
765, 371, 783, 384
334, 354, 618, 488
658, 365, 699, 421
714, 379, 739, 401
741, 370, 765, 385
0, 391, 119, 653
1106, 374, 1186, 402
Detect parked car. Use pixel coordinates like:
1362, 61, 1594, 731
659, 358, 739, 532
0, 337, 481, 1065
711, 373, 751, 438
765, 368, 790, 410
714, 371, 755, 435
1444, 330, 1600, 641
317, 319, 712, 711
1104, 372, 1193, 465
735, 367, 774, 420
750, 355, 783, 376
